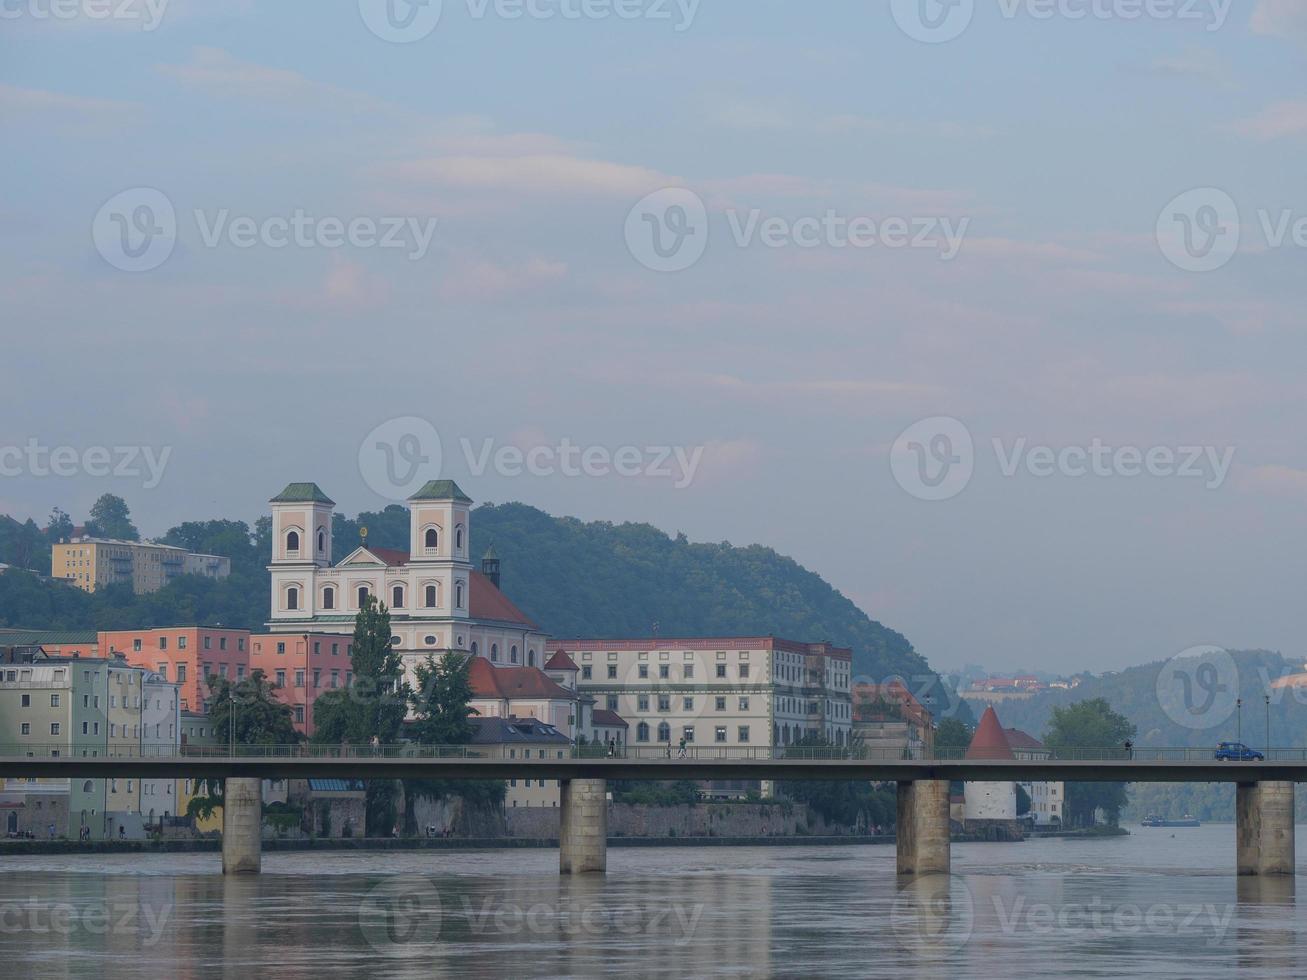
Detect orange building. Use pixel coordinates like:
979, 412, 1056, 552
248, 633, 355, 736
101, 628, 251, 714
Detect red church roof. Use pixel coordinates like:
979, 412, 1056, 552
544, 649, 579, 671
966, 706, 1015, 760
469, 570, 538, 629
467, 657, 574, 701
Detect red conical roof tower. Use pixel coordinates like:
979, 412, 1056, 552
966, 706, 1015, 760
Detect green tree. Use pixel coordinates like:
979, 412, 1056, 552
186, 670, 301, 819
310, 595, 409, 835
777, 734, 897, 830
85, 494, 139, 541
397, 653, 503, 835
1044, 698, 1136, 827
934, 717, 974, 757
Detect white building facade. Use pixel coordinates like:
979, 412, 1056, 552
265, 481, 550, 693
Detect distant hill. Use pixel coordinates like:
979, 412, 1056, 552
0, 501, 956, 710
971, 651, 1307, 820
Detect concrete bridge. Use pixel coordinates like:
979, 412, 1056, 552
3, 746, 1302, 878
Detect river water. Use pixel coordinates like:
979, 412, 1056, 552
1, 825, 1303, 978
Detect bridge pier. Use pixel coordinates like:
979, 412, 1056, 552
559, 778, 607, 874
222, 777, 262, 875
1236, 781, 1295, 876
897, 780, 950, 876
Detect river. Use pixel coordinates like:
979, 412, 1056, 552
1, 824, 1303, 978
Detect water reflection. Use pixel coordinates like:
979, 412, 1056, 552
1, 830, 1305, 979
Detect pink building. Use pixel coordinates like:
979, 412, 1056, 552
101, 627, 251, 713
248, 632, 354, 736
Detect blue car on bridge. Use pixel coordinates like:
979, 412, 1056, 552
1215, 742, 1265, 762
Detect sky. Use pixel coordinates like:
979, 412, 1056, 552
3, 0, 1307, 676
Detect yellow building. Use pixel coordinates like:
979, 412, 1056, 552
51, 537, 230, 595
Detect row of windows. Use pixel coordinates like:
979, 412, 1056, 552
634, 723, 750, 743
128, 635, 246, 653
581, 663, 749, 681
285, 582, 465, 612
284, 525, 466, 556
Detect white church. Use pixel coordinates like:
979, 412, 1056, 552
265, 480, 551, 686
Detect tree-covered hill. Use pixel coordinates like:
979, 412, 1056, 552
975, 651, 1307, 820
1, 498, 954, 706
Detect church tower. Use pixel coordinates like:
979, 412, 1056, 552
269, 483, 334, 568
406, 480, 473, 618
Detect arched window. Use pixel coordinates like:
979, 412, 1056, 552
455, 525, 465, 551
82, 780, 94, 793
471, 642, 479, 657
510, 645, 519, 664
286, 530, 300, 554
455, 582, 464, 608
392, 585, 405, 609
425, 585, 437, 608
528, 649, 536, 667
322, 587, 335, 610
357, 586, 369, 609
490, 643, 499, 663
636, 722, 650, 743
657, 722, 671, 743
317, 528, 326, 553
424, 528, 438, 551
286, 587, 299, 611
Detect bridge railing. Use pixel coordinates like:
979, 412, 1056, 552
2, 744, 1306, 763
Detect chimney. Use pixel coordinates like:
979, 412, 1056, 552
481, 544, 500, 589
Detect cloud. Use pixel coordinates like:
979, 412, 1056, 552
705, 97, 993, 139
0, 84, 137, 118
380, 154, 676, 198
1250, 0, 1307, 43
439, 257, 569, 300
1230, 100, 1307, 140
1144, 47, 1235, 88
1238, 464, 1307, 496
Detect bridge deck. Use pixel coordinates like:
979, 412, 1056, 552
3, 755, 1306, 782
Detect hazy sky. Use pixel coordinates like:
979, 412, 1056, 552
4, 0, 1306, 675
